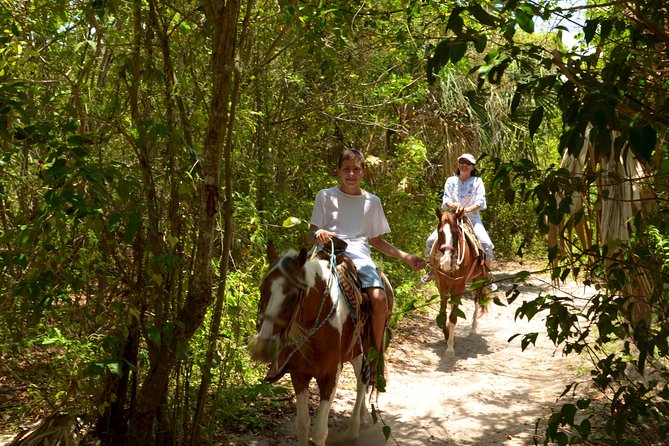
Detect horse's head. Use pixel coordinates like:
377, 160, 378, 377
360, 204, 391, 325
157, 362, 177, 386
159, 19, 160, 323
435, 208, 459, 271
249, 242, 310, 363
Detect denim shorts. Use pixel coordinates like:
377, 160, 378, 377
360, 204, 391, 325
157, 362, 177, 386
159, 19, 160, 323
357, 265, 385, 290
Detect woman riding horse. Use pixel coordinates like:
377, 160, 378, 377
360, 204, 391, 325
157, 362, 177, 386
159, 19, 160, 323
430, 207, 489, 357
423, 152, 495, 289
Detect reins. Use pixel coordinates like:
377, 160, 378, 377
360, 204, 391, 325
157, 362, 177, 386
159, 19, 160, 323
455, 219, 466, 266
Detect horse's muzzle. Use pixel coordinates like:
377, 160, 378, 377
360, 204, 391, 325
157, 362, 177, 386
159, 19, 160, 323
248, 335, 280, 363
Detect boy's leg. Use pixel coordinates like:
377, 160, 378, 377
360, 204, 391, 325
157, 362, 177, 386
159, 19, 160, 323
366, 287, 388, 354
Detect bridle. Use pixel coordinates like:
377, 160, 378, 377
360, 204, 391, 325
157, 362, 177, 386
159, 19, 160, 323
258, 256, 309, 329
257, 251, 341, 369
433, 214, 467, 278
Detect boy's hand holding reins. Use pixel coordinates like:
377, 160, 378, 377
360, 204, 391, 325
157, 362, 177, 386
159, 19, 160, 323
407, 254, 426, 271
311, 228, 337, 245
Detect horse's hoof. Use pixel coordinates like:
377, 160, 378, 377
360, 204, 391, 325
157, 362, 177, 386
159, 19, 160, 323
442, 349, 455, 360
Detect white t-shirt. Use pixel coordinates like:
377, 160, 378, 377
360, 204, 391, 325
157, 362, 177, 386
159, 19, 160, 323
310, 186, 390, 268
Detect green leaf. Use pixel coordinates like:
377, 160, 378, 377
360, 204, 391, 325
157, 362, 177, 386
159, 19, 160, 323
511, 89, 522, 114
176, 338, 189, 361
282, 216, 301, 227
452, 307, 466, 319
427, 39, 452, 84
125, 211, 142, 242
449, 41, 467, 64
629, 124, 656, 162
147, 326, 161, 347
106, 361, 123, 376
554, 431, 569, 446
473, 34, 487, 53
468, 4, 498, 26
600, 19, 613, 40
446, 7, 464, 35
520, 332, 538, 350
576, 417, 591, 437
436, 312, 446, 329
529, 106, 544, 139
383, 425, 391, 440
560, 403, 577, 424
583, 19, 599, 44
88, 362, 105, 375
514, 8, 534, 33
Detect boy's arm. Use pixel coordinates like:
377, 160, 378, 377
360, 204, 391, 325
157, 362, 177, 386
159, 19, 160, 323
369, 236, 426, 271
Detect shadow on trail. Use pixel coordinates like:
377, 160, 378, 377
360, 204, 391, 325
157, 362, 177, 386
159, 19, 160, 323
434, 332, 492, 372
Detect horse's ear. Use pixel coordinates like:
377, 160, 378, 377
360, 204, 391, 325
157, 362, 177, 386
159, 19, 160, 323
435, 207, 442, 219
267, 241, 278, 263
296, 248, 308, 269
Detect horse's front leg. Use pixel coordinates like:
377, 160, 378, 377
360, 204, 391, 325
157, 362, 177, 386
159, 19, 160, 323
445, 303, 457, 358
332, 355, 367, 442
440, 293, 456, 358
470, 288, 482, 336
312, 366, 342, 446
291, 373, 312, 446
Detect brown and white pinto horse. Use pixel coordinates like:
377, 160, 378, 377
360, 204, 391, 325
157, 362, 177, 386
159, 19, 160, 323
249, 243, 392, 446
430, 208, 488, 358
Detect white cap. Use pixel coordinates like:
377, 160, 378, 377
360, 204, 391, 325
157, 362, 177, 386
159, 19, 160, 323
458, 153, 476, 164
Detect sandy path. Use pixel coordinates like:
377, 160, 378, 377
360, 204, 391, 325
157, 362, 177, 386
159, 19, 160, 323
249, 264, 595, 445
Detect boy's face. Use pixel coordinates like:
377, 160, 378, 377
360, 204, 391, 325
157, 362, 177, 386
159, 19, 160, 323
337, 159, 365, 190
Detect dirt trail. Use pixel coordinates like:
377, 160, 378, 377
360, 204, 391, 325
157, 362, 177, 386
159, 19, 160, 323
248, 263, 595, 445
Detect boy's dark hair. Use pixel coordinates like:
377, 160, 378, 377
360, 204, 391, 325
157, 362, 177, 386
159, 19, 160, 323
337, 148, 365, 168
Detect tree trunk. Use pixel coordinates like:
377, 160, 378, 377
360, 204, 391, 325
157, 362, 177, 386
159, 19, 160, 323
189, 2, 252, 440
125, 1, 241, 444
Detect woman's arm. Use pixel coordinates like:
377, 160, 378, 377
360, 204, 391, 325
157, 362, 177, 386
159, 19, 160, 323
442, 177, 459, 210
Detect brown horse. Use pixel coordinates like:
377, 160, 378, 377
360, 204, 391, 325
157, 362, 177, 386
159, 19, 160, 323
429, 208, 488, 358
249, 243, 393, 446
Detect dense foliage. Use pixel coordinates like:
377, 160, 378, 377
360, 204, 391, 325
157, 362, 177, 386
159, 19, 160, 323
0, 0, 666, 445
429, 1, 668, 444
